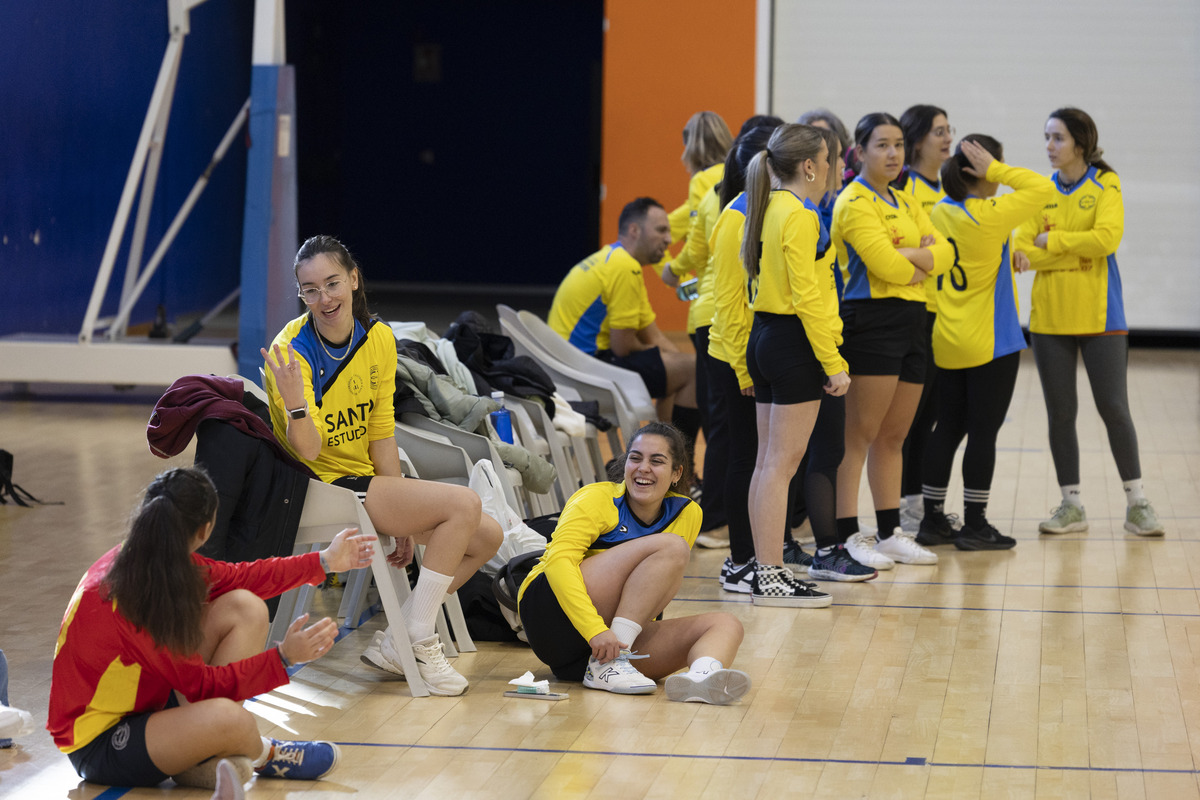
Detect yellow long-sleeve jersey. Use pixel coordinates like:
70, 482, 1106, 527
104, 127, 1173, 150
670, 187, 721, 333
833, 176, 954, 303
517, 482, 701, 644
928, 162, 1055, 369
748, 191, 847, 377
901, 171, 947, 311
706, 193, 753, 389
667, 162, 726, 243
1013, 166, 1127, 335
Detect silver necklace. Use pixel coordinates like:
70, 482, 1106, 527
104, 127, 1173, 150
312, 317, 354, 363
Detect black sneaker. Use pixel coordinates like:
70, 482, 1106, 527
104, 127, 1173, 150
719, 557, 755, 594
782, 539, 813, 574
807, 545, 878, 582
751, 564, 832, 608
954, 521, 1016, 551
916, 513, 961, 546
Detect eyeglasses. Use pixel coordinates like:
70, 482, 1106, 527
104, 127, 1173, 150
298, 279, 347, 304
932, 125, 956, 139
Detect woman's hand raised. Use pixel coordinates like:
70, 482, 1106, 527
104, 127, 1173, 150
278, 613, 338, 665
261, 342, 306, 410
960, 138, 996, 179
320, 528, 375, 573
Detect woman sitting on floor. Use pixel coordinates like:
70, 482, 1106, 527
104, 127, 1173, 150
517, 422, 750, 704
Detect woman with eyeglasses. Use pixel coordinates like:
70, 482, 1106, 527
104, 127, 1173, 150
261, 235, 502, 696
1014, 108, 1164, 537
832, 113, 954, 569
895, 105, 954, 537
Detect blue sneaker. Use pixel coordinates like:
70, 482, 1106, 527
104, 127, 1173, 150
782, 539, 813, 574
256, 738, 341, 780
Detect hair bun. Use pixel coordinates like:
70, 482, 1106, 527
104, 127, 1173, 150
1089, 146, 1105, 164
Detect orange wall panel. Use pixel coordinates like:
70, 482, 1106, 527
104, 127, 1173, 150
600, 0, 757, 331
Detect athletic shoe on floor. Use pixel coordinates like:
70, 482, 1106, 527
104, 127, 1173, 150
782, 539, 813, 574
916, 513, 961, 547
900, 504, 923, 534
845, 531, 895, 571
1125, 500, 1164, 536
752, 564, 832, 608
1039, 504, 1087, 534
583, 650, 657, 695
665, 668, 751, 705
719, 557, 755, 594
807, 545, 878, 582
875, 528, 938, 565
411, 634, 469, 696
695, 525, 730, 549
360, 630, 405, 677
954, 521, 1017, 551
256, 738, 341, 780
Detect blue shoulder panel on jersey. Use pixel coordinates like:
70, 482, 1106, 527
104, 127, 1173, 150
592, 494, 692, 549
854, 175, 898, 208
1054, 166, 1097, 195
941, 197, 981, 226
568, 297, 607, 355
604, 242, 624, 263
805, 197, 832, 254
730, 193, 749, 214
991, 241, 1026, 359
842, 241, 871, 301
1104, 254, 1127, 332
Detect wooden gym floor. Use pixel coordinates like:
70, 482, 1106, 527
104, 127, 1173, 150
1, 346, 1198, 799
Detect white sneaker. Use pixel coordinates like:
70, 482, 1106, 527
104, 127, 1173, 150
410, 634, 469, 696
845, 531, 895, 570
0, 704, 35, 741
583, 650, 656, 695
665, 668, 751, 705
360, 630, 404, 677
875, 528, 938, 565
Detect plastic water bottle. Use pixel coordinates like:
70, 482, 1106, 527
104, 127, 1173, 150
490, 391, 513, 444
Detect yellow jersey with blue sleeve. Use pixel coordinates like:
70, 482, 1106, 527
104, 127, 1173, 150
749, 191, 847, 377
1013, 166, 1127, 335
670, 187, 721, 333
901, 171, 947, 312
265, 314, 397, 483
548, 243, 656, 355
707, 192, 753, 389
833, 176, 954, 303
517, 481, 700, 644
928, 162, 1055, 369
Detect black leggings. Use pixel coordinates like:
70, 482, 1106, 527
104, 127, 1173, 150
902, 311, 938, 497
922, 352, 1020, 494
1031, 333, 1141, 484
692, 326, 727, 530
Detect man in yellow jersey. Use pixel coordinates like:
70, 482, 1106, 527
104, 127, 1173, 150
548, 197, 698, 431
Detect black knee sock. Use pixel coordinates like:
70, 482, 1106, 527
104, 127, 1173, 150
836, 517, 859, 544
875, 508, 900, 538
964, 488, 989, 529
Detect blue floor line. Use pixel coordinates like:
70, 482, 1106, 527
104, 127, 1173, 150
670, 595, 1200, 617
337, 740, 1200, 775
683, 574, 1200, 592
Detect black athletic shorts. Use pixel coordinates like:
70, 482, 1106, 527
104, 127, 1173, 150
745, 312, 826, 405
332, 475, 374, 500
67, 710, 171, 787
595, 347, 668, 399
838, 299, 927, 383
518, 572, 592, 682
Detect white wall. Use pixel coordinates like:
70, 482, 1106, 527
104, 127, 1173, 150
766, 0, 1200, 332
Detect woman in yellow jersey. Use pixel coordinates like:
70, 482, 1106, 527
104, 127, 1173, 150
741, 123, 851, 607
832, 113, 954, 569
1014, 108, 1164, 537
262, 236, 502, 696
896, 105, 954, 534
518, 423, 749, 704
919, 136, 1054, 550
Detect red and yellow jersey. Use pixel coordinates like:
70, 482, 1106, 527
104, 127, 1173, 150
49, 548, 324, 753
707, 193, 753, 389
928, 162, 1054, 369
548, 243, 657, 355
265, 315, 398, 483
1014, 166, 1127, 335
833, 176, 954, 303
900, 171, 947, 311
517, 482, 700, 643
748, 191, 847, 377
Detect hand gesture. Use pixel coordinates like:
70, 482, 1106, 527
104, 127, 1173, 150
824, 372, 850, 397
386, 536, 415, 569
1013, 250, 1031, 273
320, 528, 375, 573
960, 138, 996, 179
589, 629, 623, 665
260, 342, 306, 410
278, 613, 338, 665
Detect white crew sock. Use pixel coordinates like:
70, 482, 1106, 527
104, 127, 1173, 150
1122, 479, 1146, 506
252, 736, 273, 768
1060, 485, 1083, 508
608, 616, 643, 650
689, 656, 722, 676
401, 567, 454, 642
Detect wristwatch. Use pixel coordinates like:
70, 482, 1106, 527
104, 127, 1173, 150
287, 402, 308, 420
